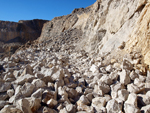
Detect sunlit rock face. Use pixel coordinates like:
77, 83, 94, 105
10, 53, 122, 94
38, 0, 150, 68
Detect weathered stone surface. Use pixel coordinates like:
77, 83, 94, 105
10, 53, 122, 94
118, 89, 129, 101
92, 97, 106, 110
16, 99, 32, 113
127, 83, 144, 93
0, 82, 11, 93
119, 69, 131, 85
66, 104, 76, 113
31, 88, 44, 98
106, 99, 122, 113
122, 59, 133, 71
7, 89, 14, 98
125, 93, 138, 107
90, 64, 99, 73
0, 101, 9, 109
21, 82, 35, 97
26, 97, 41, 113
0, 105, 23, 113
77, 95, 90, 105
31, 79, 46, 89
14, 74, 35, 85
124, 104, 140, 113
141, 105, 150, 113
47, 99, 58, 108
51, 69, 64, 81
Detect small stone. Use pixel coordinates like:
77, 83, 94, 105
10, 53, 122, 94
109, 71, 119, 81
42, 90, 56, 103
47, 99, 58, 108
0, 82, 11, 93
92, 97, 106, 110
119, 69, 131, 85
86, 93, 93, 102
16, 98, 32, 113
78, 95, 90, 105
0, 101, 9, 109
42, 107, 57, 113
99, 74, 113, 85
130, 70, 139, 80
76, 86, 83, 95
90, 64, 99, 73
21, 82, 35, 97
105, 65, 113, 72
118, 89, 129, 101
127, 83, 144, 93
7, 89, 14, 98
66, 87, 77, 99
97, 81, 110, 94
59, 108, 68, 113
0, 92, 9, 101
31, 88, 44, 98
124, 104, 140, 113
21, 65, 33, 76
66, 104, 76, 113
14, 74, 35, 85
26, 97, 41, 113
84, 88, 93, 95
1, 105, 22, 113
58, 87, 68, 97
106, 99, 122, 113
51, 69, 64, 81
32, 79, 46, 89
141, 105, 150, 113
125, 93, 137, 107
122, 59, 133, 71
111, 82, 125, 92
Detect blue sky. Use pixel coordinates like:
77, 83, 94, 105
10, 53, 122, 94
0, 0, 96, 22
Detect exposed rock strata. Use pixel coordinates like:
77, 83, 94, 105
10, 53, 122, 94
0, 19, 48, 58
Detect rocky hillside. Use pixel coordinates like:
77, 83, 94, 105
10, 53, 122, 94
0, 19, 48, 58
39, 0, 150, 69
1, 0, 150, 113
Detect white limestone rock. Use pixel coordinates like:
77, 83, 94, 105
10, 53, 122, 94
118, 89, 129, 101
66, 104, 76, 113
7, 89, 15, 98
106, 99, 122, 113
92, 97, 106, 111
124, 104, 140, 113
0, 105, 22, 113
90, 64, 99, 73
119, 69, 131, 85
47, 99, 58, 108
31, 79, 46, 89
125, 93, 138, 107
141, 105, 150, 113
14, 74, 35, 85
21, 82, 35, 97
0, 82, 11, 93
16, 98, 32, 113
122, 59, 133, 71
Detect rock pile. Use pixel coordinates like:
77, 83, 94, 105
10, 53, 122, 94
0, 42, 150, 113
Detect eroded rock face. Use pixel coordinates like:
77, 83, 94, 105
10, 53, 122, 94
0, 19, 48, 58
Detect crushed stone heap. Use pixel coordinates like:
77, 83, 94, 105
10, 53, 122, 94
0, 40, 150, 113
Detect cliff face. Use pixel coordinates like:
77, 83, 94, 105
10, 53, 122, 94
38, 0, 150, 68
0, 19, 48, 43
0, 19, 48, 58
